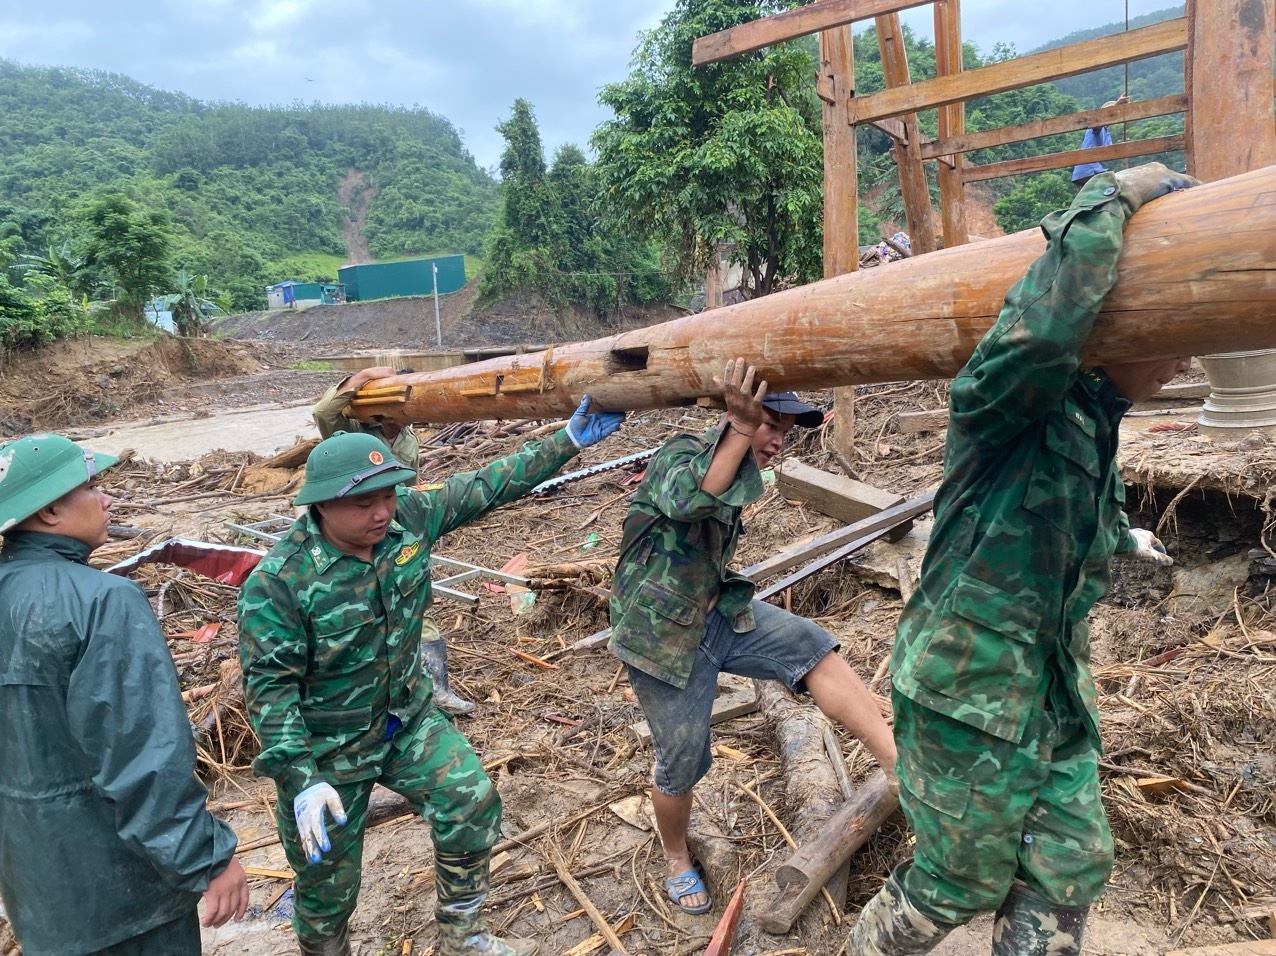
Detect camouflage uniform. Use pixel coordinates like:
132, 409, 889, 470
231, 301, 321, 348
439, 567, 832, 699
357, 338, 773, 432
238, 431, 577, 942
313, 381, 419, 469
609, 426, 839, 792
849, 173, 1149, 956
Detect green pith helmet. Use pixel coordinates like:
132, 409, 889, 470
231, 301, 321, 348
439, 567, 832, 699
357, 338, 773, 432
0, 434, 119, 533
294, 431, 416, 506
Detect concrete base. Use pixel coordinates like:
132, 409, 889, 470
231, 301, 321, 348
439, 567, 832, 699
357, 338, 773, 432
1198, 349, 1276, 438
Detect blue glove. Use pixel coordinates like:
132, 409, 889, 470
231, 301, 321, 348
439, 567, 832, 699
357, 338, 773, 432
565, 395, 624, 449
293, 782, 347, 865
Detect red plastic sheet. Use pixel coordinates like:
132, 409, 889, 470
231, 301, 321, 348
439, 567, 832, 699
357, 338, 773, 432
106, 538, 266, 587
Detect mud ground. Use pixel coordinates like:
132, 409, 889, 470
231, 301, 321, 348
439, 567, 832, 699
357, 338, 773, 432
1, 336, 1273, 956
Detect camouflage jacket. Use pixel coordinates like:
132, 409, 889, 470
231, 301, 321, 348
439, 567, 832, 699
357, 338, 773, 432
313, 380, 420, 469
238, 430, 577, 791
892, 172, 1142, 750
608, 427, 763, 688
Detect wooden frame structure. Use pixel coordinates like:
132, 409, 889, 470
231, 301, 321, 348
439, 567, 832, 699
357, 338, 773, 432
693, 0, 1276, 451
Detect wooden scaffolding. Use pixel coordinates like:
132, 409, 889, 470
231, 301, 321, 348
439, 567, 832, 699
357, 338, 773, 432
693, 0, 1276, 452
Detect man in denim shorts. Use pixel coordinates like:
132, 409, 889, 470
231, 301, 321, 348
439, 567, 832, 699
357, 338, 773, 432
608, 358, 896, 915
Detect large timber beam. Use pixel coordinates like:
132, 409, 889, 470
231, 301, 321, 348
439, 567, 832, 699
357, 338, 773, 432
692, 0, 931, 65
347, 166, 1276, 426
921, 94, 1189, 161
933, 0, 969, 246
877, 13, 938, 253
848, 17, 1188, 125
962, 134, 1185, 183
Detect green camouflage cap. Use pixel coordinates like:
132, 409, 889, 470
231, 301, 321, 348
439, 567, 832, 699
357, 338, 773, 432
0, 434, 119, 533
294, 430, 416, 506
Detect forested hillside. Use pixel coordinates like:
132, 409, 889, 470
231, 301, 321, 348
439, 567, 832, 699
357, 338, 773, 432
0, 61, 498, 311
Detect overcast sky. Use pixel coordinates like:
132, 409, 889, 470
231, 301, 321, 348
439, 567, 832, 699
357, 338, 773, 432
0, 0, 1177, 173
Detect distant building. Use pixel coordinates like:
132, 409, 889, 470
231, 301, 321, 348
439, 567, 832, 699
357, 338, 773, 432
265, 280, 342, 310
337, 254, 465, 303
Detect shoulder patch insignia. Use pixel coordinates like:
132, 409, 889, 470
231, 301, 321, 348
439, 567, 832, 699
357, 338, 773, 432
395, 541, 421, 566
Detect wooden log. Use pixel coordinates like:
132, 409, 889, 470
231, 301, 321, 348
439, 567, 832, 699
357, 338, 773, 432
345, 167, 1276, 427
774, 459, 909, 539
758, 681, 847, 929
261, 438, 319, 470
759, 771, 901, 934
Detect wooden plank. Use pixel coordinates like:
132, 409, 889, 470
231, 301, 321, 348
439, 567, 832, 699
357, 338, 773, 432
1186, 0, 1276, 182
870, 117, 911, 143
1149, 381, 1211, 400
630, 675, 758, 745
775, 459, 908, 534
877, 12, 938, 253
896, 407, 950, 434
961, 134, 1184, 183
921, 94, 1189, 161
692, 0, 931, 66
1164, 942, 1276, 956
849, 18, 1189, 125
933, 0, 969, 247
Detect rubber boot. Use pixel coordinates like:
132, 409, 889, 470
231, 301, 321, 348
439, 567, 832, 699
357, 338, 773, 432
845, 864, 957, 956
991, 882, 1089, 956
435, 849, 539, 956
297, 921, 351, 956
421, 639, 476, 716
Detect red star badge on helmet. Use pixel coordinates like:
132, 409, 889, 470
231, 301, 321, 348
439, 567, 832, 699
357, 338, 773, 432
369, 450, 384, 465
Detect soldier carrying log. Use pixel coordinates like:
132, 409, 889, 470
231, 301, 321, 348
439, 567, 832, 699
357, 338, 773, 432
607, 366, 896, 916
846, 163, 1195, 956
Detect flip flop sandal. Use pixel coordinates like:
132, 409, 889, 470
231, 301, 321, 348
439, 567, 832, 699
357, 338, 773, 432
666, 868, 713, 915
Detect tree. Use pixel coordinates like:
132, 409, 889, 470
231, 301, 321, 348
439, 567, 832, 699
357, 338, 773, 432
592, 0, 825, 298
156, 268, 222, 337
78, 194, 173, 319
17, 241, 96, 301
992, 172, 1077, 233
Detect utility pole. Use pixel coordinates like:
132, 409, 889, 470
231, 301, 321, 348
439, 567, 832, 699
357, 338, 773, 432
432, 262, 442, 347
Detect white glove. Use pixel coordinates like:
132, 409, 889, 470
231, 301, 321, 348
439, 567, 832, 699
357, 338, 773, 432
293, 782, 347, 865
1129, 528, 1173, 567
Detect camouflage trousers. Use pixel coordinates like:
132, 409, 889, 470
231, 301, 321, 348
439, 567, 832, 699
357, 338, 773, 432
274, 703, 502, 943
892, 689, 1113, 926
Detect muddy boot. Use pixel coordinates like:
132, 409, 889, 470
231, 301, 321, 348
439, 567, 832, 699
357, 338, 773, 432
421, 639, 476, 716
297, 921, 351, 956
435, 849, 539, 956
845, 864, 957, 956
991, 882, 1088, 956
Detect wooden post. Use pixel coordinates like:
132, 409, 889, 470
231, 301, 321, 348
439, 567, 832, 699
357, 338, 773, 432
876, 13, 938, 254
933, 0, 969, 247
819, 19, 858, 461
705, 244, 723, 310
1185, 0, 1276, 181
1186, 0, 1276, 432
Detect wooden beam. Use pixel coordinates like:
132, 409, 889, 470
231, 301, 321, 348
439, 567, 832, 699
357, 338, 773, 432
819, 21, 860, 463
933, 0, 969, 246
775, 459, 910, 537
347, 168, 1276, 424
849, 17, 1189, 125
961, 134, 1184, 183
692, 0, 931, 66
896, 407, 951, 434
922, 94, 1189, 161
1186, 0, 1276, 181
877, 12, 939, 253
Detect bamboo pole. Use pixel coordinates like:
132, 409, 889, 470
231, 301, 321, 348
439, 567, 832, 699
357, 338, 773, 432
349, 166, 1276, 426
